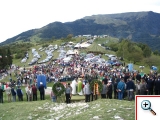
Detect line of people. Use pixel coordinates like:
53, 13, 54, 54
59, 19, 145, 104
0, 82, 45, 103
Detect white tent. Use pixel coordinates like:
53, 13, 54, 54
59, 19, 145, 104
80, 43, 91, 48
21, 58, 27, 63
63, 57, 71, 62
32, 48, 36, 53
66, 50, 75, 55
48, 44, 53, 48
68, 41, 75, 44
74, 43, 80, 48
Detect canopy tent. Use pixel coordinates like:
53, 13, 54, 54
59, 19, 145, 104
66, 50, 79, 55
63, 57, 71, 62
86, 43, 106, 54
48, 44, 53, 48
74, 43, 80, 48
68, 41, 75, 44
80, 43, 91, 48
66, 50, 75, 55
74, 42, 91, 48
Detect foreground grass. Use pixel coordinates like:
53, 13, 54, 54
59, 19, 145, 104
0, 99, 134, 120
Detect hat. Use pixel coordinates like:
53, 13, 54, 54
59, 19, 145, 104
40, 82, 43, 85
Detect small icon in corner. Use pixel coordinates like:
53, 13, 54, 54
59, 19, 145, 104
141, 100, 156, 115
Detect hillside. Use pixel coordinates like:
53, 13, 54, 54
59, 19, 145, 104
1, 11, 160, 51
0, 99, 134, 120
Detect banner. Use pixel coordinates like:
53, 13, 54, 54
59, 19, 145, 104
128, 63, 133, 72
37, 75, 47, 89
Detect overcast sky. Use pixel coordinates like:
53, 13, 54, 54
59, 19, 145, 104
0, 0, 160, 43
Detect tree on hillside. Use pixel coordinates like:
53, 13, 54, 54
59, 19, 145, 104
116, 39, 130, 58
144, 55, 160, 67
116, 39, 144, 63
7, 48, 13, 67
108, 43, 118, 52
0, 48, 8, 69
67, 34, 73, 39
137, 43, 151, 57
153, 50, 160, 56
143, 46, 151, 57
127, 46, 143, 64
65, 34, 74, 42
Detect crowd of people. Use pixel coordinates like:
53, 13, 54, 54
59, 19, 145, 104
0, 51, 159, 104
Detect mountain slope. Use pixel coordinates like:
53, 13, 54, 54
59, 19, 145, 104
1, 11, 160, 50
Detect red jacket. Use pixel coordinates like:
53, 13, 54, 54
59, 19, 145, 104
32, 86, 37, 94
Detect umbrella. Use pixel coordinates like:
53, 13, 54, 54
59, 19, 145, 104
152, 66, 158, 70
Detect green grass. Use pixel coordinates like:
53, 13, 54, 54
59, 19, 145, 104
94, 37, 119, 45
0, 98, 134, 120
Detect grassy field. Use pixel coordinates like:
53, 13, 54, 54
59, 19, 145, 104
94, 37, 119, 45
0, 98, 134, 120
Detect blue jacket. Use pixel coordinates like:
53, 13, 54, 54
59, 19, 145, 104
17, 88, 23, 96
147, 79, 154, 89
11, 88, 16, 96
117, 81, 125, 92
126, 81, 135, 90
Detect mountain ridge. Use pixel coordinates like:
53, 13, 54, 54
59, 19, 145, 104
1, 11, 160, 51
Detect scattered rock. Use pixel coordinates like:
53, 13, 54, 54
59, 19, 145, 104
93, 116, 99, 119
66, 112, 71, 116
125, 108, 132, 110
107, 110, 112, 112
55, 117, 60, 120
114, 115, 123, 120
96, 108, 102, 111
28, 116, 32, 120
38, 107, 43, 110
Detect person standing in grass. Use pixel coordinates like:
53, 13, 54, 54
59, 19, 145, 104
39, 82, 45, 100
126, 78, 135, 101
25, 84, 28, 101
117, 78, 125, 100
16, 86, 23, 101
0, 85, 5, 103
84, 81, 91, 102
154, 77, 160, 95
147, 76, 154, 95
140, 78, 148, 95
11, 86, 16, 102
27, 86, 32, 101
101, 81, 107, 99
114, 80, 118, 99
50, 90, 56, 102
107, 80, 112, 99
5, 84, 11, 102
135, 81, 141, 95
32, 84, 37, 101
65, 83, 72, 104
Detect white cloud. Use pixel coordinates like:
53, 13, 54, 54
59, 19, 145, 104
0, 0, 160, 43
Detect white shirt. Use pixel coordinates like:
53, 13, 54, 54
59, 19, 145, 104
137, 84, 140, 90
25, 87, 28, 93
